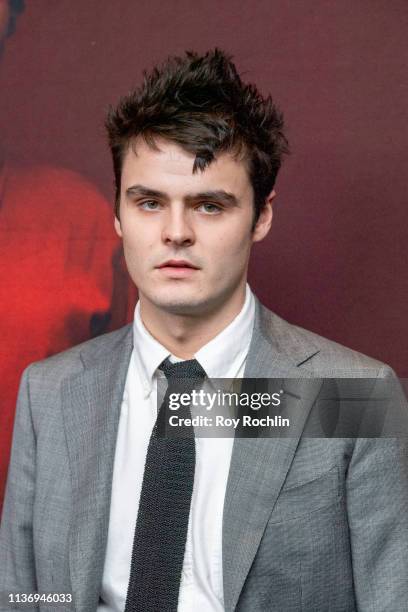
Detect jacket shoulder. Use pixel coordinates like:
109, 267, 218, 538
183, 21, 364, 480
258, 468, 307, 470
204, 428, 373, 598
261, 305, 392, 376
25, 324, 133, 383
16, 325, 133, 431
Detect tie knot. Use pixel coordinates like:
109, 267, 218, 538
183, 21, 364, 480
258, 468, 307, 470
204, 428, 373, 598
159, 357, 207, 381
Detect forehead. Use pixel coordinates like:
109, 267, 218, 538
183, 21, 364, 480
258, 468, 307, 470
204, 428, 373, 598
121, 137, 252, 197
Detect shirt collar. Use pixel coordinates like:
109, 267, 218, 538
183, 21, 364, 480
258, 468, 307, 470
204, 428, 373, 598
133, 284, 255, 396
133, 303, 171, 397
194, 284, 255, 379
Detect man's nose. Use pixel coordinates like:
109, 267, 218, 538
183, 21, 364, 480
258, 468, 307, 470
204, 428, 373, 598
161, 206, 195, 246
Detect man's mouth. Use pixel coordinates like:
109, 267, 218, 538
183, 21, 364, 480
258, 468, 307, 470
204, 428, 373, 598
158, 260, 199, 269
157, 260, 199, 277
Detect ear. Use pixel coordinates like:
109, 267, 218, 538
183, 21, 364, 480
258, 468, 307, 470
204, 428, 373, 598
252, 189, 276, 243
114, 215, 123, 238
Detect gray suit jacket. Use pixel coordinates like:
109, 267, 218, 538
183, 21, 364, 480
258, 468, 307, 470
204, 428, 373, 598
1, 299, 408, 611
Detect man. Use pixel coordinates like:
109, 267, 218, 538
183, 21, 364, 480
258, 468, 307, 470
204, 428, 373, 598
1, 49, 407, 612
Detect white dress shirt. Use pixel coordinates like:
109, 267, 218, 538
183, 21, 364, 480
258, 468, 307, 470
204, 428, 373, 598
98, 285, 255, 611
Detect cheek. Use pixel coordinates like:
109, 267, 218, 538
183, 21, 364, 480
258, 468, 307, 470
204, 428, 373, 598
121, 228, 156, 277
206, 233, 252, 282
120, 218, 151, 249
211, 226, 252, 260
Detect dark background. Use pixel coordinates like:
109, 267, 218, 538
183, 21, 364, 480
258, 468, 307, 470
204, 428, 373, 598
1, 0, 407, 506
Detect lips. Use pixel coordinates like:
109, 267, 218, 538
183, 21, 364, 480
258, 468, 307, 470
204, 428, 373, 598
158, 260, 199, 269
156, 259, 199, 278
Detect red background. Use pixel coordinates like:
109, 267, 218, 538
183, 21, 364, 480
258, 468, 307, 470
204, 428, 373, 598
1, 0, 407, 507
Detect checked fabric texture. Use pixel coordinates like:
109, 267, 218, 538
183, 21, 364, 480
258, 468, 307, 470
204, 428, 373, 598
124, 357, 207, 612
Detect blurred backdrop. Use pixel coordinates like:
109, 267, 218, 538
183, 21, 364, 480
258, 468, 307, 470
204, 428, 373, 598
1, 0, 407, 512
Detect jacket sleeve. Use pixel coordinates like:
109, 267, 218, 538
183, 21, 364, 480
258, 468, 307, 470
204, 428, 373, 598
347, 366, 408, 611
0, 366, 39, 611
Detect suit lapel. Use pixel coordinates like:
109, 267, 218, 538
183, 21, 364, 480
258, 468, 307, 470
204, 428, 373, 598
61, 326, 133, 612
222, 301, 322, 612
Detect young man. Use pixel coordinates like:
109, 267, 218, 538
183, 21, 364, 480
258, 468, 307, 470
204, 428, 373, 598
1, 49, 407, 612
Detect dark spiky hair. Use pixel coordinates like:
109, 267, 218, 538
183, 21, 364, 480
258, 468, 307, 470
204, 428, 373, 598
106, 48, 289, 225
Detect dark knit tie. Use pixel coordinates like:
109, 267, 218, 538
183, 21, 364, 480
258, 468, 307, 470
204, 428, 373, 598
124, 357, 207, 612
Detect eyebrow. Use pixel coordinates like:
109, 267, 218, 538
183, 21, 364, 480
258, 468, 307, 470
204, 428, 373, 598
125, 184, 239, 206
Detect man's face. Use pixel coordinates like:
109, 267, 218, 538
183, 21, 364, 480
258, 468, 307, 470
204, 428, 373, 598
115, 137, 273, 317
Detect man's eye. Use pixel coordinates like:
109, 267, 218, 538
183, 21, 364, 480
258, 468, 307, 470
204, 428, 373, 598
139, 200, 160, 210
198, 202, 222, 214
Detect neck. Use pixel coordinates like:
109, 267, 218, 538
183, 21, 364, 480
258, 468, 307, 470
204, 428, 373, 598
139, 285, 247, 359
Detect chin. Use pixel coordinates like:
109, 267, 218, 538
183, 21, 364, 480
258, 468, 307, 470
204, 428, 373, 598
154, 298, 208, 316
146, 288, 212, 316
142, 281, 241, 317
